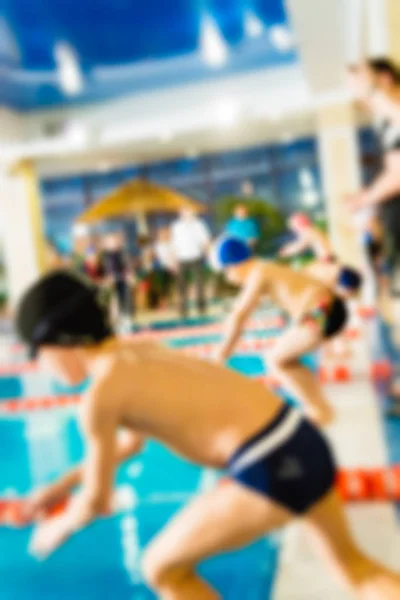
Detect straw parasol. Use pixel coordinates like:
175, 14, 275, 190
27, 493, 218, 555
76, 179, 206, 224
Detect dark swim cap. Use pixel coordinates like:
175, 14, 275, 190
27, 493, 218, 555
338, 267, 363, 291
16, 270, 112, 357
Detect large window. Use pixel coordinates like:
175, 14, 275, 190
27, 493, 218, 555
40, 136, 330, 253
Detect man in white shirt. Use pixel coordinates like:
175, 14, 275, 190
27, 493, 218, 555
171, 208, 211, 319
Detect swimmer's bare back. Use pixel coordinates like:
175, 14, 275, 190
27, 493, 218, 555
254, 261, 333, 320
90, 339, 282, 468
304, 261, 341, 290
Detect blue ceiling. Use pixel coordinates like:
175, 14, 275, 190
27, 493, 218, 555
2, 0, 297, 112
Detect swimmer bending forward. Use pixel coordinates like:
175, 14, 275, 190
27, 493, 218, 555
16, 271, 400, 599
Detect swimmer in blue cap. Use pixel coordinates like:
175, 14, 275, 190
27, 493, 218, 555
210, 236, 351, 426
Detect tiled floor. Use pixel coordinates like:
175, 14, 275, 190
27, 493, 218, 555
274, 320, 400, 599
1, 310, 400, 599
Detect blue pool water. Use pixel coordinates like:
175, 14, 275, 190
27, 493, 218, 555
0, 333, 284, 600
2, 321, 397, 599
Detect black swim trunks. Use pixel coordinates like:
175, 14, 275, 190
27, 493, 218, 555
300, 296, 348, 339
228, 405, 336, 514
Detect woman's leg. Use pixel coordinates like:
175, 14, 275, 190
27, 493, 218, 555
142, 481, 292, 600
268, 325, 334, 426
304, 489, 400, 598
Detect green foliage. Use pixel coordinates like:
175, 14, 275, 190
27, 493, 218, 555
214, 195, 286, 256
0, 292, 7, 311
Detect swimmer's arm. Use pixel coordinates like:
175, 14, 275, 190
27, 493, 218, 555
24, 430, 144, 521
72, 388, 121, 523
363, 153, 400, 205
216, 266, 265, 362
279, 237, 309, 258
29, 385, 122, 559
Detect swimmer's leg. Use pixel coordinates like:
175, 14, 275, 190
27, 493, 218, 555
304, 488, 400, 598
142, 481, 292, 599
268, 325, 334, 426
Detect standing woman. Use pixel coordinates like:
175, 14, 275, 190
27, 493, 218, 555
347, 58, 400, 288
348, 58, 400, 412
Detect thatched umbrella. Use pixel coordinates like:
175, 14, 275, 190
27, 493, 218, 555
76, 179, 206, 225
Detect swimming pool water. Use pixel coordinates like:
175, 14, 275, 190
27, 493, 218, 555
0, 333, 285, 600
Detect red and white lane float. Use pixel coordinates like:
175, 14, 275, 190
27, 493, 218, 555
0, 484, 137, 529
336, 466, 400, 502
128, 315, 287, 342
0, 395, 80, 415
0, 375, 281, 417
2, 464, 400, 530
0, 361, 38, 375
209, 468, 400, 504
319, 359, 393, 383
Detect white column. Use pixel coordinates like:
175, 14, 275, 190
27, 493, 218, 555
286, 0, 364, 265
0, 110, 45, 305
316, 102, 363, 265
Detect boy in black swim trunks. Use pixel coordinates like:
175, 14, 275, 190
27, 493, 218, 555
15, 270, 400, 599
211, 237, 349, 426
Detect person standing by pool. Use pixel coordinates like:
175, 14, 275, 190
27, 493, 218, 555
102, 230, 135, 324
225, 203, 259, 248
171, 208, 211, 320
347, 59, 400, 289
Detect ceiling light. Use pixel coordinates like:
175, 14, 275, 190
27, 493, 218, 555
54, 41, 84, 96
244, 11, 264, 38
200, 16, 229, 67
269, 25, 294, 52
0, 17, 20, 63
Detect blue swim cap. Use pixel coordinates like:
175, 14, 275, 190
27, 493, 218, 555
210, 236, 253, 272
338, 267, 363, 291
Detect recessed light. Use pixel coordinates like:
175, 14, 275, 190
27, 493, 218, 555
201, 16, 229, 67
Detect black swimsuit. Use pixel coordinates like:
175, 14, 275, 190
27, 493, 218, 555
375, 119, 400, 252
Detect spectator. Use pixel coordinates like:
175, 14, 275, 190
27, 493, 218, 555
71, 225, 91, 274
154, 227, 177, 306
83, 248, 105, 285
102, 231, 135, 322
136, 235, 157, 310
171, 208, 211, 319
225, 203, 259, 247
